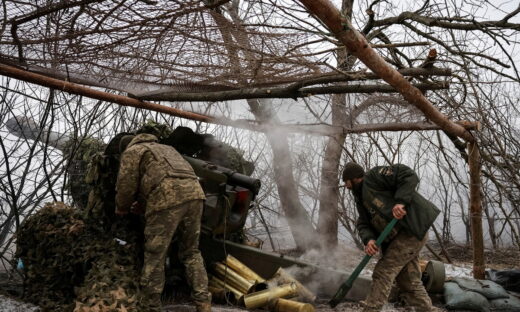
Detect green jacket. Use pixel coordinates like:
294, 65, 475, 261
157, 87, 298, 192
353, 164, 440, 244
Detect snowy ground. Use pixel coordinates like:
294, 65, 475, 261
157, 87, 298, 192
0, 242, 505, 311
0, 294, 39, 312
0, 298, 444, 312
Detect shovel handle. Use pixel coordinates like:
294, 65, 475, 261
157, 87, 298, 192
329, 218, 398, 307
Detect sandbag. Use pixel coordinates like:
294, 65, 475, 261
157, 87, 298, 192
489, 295, 520, 312
452, 277, 510, 300
487, 269, 520, 293
444, 281, 490, 312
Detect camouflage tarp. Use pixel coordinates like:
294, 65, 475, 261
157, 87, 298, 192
16, 202, 149, 311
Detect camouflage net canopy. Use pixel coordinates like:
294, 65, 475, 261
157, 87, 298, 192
1, 0, 331, 95
16, 202, 150, 312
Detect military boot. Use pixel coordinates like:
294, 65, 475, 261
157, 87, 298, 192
195, 302, 212, 312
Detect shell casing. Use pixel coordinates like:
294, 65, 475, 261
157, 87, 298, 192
209, 275, 245, 300
213, 262, 255, 294
271, 298, 315, 312
243, 282, 298, 309
270, 267, 316, 303
208, 285, 231, 302
224, 254, 266, 283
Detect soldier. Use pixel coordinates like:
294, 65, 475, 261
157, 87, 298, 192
342, 162, 440, 312
116, 133, 211, 312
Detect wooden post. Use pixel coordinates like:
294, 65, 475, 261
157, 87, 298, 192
468, 141, 485, 279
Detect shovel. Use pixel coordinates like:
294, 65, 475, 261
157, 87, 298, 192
329, 218, 398, 308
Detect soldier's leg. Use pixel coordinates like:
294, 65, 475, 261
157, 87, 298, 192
395, 235, 432, 311
141, 205, 189, 309
363, 232, 427, 312
176, 199, 211, 305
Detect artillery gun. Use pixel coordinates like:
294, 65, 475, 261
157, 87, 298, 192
7, 116, 374, 304
6, 117, 259, 240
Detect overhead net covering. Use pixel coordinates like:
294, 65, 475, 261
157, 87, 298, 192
1, 0, 331, 95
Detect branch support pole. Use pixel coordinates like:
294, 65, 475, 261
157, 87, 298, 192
468, 140, 485, 279
0, 63, 212, 123
297, 0, 473, 142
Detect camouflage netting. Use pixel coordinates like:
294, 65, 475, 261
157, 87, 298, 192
14, 121, 256, 311
16, 202, 150, 312
1, 1, 330, 95
63, 137, 107, 210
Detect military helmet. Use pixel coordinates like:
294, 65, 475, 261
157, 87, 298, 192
165, 126, 204, 156
119, 135, 136, 153
104, 132, 133, 155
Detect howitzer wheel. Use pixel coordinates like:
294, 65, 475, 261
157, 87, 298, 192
423, 260, 445, 293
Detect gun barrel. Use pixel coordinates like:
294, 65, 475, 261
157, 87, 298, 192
183, 156, 261, 195
6, 116, 69, 150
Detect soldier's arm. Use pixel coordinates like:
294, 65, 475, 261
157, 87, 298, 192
355, 200, 377, 245
391, 164, 419, 206
115, 146, 143, 213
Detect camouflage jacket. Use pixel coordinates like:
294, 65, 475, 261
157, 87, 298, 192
353, 164, 440, 244
115, 134, 205, 214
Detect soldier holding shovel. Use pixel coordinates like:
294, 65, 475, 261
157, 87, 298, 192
341, 162, 440, 312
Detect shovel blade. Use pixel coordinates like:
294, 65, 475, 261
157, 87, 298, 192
328, 283, 352, 308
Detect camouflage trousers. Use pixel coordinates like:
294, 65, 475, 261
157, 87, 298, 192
140, 199, 211, 309
363, 231, 432, 312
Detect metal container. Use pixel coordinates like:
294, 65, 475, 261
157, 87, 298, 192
209, 275, 245, 300
213, 263, 255, 294
271, 298, 315, 312
225, 254, 266, 283
243, 283, 298, 309
270, 267, 316, 302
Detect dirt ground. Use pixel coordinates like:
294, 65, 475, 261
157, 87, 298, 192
0, 244, 517, 311
440, 242, 520, 270
164, 301, 442, 312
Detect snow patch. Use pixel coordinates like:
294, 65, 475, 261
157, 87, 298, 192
444, 263, 474, 278
0, 294, 39, 312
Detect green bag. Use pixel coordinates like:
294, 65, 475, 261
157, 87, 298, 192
489, 295, 520, 311
444, 281, 490, 312
452, 277, 510, 300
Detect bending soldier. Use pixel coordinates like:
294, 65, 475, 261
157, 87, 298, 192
116, 133, 211, 312
342, 162, 440, 312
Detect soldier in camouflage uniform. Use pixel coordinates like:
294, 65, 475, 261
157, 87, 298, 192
342, 162, 440, 312
116, 133, 211, 312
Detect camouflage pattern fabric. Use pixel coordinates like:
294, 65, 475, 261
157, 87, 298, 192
16, 202, 149, 312
115, 133, 205, 214
136, 119, 173, 142
62, 137, 106, 209
363, 231, 432, 312
369, 213, 401, 244
116, 134, 209, 310
141, 199, 211, 309
84, 152, 120, 227
145, 176, 205, 217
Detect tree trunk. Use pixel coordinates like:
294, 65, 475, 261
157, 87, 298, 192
317, 95, 346, 249
248, 99, 319, 250
316, 0, 353, 250
209, 5, 320, 250
468, 141, 485, 279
